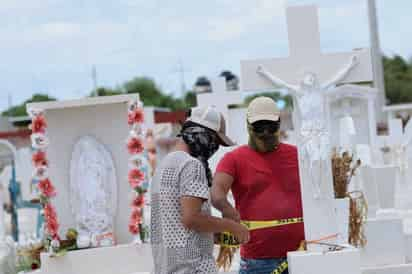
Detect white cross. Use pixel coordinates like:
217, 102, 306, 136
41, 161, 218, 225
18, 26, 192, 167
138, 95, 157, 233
387, 119, 412, 172
241, 5, 373, 92
196, 77, 243, 130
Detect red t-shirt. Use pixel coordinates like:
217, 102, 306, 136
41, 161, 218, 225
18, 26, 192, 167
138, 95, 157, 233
216, 143, 305, 259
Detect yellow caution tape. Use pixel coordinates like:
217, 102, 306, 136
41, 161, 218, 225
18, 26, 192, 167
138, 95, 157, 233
272, 260, 288, 274
219, 232, 240, 247
241, 217, 303, 231
217, 217, 303, 248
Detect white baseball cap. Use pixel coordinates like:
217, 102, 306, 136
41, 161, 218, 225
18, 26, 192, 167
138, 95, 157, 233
186, 106, 235, 146
247, 97, 280, 124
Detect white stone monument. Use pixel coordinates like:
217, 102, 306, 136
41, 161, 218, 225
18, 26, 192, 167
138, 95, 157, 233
327, 84, 378, 149
241, 5, 373, 274
26, 95, 155, 274
27, 95, 139, 244
197, 77, 247, 171
197, 77, 244, 139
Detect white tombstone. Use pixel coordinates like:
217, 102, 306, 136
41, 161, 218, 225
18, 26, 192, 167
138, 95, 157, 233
373, 166, 397, 209
384, 119, 412, 210
39, 244, 153, 274
0, 185, 4, 239
27, 94, 139, 244
361, 217, 406, 267
0, 140, 18, 240
197, 77, 244, 133
327, 84, 378, 149
197, 77, 247, 171
288, 248, 361, 274
359, 166, 380, 218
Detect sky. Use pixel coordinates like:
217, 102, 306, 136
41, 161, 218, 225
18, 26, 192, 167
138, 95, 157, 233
0, 0, 411, 113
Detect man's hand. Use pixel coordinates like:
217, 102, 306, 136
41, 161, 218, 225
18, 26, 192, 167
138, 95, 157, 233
230, 223, 250, 244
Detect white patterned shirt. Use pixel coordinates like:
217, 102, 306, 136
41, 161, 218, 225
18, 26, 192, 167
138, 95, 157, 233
151, 151, 217, 274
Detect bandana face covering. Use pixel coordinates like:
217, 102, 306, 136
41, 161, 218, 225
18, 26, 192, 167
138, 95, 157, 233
248, 120, 280, 153
180, 126, 219, 160
179, 124, 220, 186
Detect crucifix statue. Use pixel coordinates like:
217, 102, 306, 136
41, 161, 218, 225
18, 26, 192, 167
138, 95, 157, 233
257, 54, 359, 199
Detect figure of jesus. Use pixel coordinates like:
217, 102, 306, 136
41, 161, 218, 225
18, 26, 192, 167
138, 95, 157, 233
257, 55, 359, 199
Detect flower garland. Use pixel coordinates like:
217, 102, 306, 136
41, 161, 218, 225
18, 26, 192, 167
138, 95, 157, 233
126, 99, 146, 241
29, 109, 60, 253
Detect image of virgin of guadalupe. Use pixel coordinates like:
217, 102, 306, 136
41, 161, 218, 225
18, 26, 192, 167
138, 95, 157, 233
70, 136, 117, 246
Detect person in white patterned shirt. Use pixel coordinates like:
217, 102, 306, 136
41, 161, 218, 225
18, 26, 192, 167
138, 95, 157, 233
151, 106, 249, 274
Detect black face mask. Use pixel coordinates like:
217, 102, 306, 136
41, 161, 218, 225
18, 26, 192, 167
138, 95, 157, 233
248, 120, 280, 153
179, 123, 220, 186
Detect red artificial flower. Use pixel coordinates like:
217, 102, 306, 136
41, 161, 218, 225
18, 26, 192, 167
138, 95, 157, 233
128, 169, 144, 189
47, 218, 59, 238
31, 115, 47, 133
127, 137, 144, 154
131, 194, 145, 208
38, 178, 56, 198
32, 151, 48, 167
128, 109, 144, 125
128, 208, 142, 235
44, 203, 59, 237
128, 223, 139, 235
131, 208, 142, 221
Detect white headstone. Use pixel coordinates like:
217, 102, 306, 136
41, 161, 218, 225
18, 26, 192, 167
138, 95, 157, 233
361, 217, 406, 267
197, 77, 243, 131
374, 166, 397, 209
384, 119, 412, 209
27, 94, 140, 244
327, 85, 378, 148
360, 166, 380, 217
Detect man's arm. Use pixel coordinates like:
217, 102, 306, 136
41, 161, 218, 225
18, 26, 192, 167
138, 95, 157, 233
211, 172, 240, 222
180, 196, 249, 244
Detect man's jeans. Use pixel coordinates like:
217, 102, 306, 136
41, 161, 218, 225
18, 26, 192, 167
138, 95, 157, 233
239, 257, 288, 274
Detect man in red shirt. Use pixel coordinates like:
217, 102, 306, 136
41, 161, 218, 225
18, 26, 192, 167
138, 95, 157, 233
211, 97, 304, 274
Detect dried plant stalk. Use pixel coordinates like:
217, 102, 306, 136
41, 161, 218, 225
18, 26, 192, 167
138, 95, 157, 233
331, 149, 367, 247
331, 149, 361, 198
216, 246, 237, 271
347, 191, 368, 247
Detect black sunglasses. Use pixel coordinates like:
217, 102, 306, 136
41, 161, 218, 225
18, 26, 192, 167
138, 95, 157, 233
251, 121, 280, 134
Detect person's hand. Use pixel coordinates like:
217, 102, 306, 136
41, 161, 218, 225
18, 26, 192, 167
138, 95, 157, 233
222, 208, 240, 223
231, 223, 250, 244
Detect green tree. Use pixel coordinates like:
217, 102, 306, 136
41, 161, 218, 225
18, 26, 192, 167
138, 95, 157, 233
384, 55, 412, 105
91, 87, 122, 97
123, 77, 188, 110
183, 91, 197, 108
2, 93, 57, 117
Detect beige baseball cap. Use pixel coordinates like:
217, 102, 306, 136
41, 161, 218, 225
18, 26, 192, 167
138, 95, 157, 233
247, 97, 280, 124
186, 106, 235, 146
